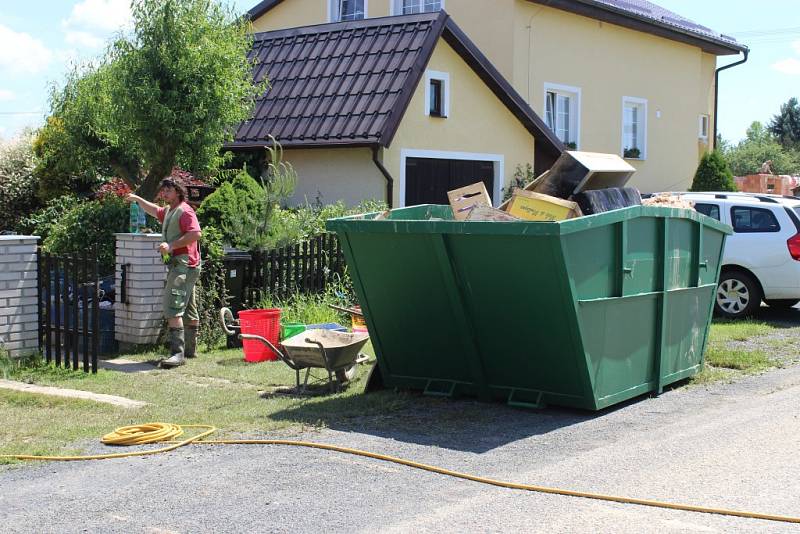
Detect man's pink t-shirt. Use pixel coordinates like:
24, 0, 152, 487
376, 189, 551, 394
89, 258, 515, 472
157, 202, 201, 268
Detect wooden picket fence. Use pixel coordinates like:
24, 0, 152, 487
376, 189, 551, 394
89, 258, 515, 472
238, 233, 345, 305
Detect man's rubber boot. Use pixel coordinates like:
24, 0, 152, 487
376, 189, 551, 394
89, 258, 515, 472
161, 327, 186, 368
185, 325, 199, 358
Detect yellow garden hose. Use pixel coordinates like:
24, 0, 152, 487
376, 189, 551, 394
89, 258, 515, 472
2, 422, 798, 525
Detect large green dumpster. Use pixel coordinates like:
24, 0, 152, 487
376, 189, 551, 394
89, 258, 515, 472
327, 205, 731, 411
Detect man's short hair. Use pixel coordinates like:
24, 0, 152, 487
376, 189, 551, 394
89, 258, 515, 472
159, 177, 188, 202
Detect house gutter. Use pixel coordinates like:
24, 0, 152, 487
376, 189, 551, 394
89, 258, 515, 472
372, 146, 394, 209
714, 49, 749, 149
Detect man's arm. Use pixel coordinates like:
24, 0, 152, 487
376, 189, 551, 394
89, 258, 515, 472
167, 231, 202, 251
126, 194, 160, 218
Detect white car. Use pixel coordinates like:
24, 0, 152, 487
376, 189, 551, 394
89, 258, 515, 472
674, 192, 800, 318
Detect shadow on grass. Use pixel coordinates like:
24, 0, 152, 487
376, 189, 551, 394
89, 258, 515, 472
739, 304, 800, 328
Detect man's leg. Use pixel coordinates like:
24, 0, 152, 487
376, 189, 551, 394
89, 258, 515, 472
183, 269, 201, 358
161, 266, 189, 368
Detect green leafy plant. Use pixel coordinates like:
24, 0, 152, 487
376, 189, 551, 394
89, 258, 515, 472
502, 163, 535, 202
42, 195, 128, 275
196, 225, 228, 349
37, 0, 266, 199
623, 147, 641, 159
690, 150, 737, 192
722, 121, 800, 176
15, 195, 83, 240
564, 141, 577, 150
0, 128, 41, 231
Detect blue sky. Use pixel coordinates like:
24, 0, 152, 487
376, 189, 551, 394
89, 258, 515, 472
0, 0, 798, 143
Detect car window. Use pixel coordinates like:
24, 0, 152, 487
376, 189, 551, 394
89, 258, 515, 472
694, 203, 720, 221
731, 206, 780, 233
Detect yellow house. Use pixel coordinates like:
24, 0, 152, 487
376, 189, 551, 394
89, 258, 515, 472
244, 0, 748, 194
227, 12, 562, 207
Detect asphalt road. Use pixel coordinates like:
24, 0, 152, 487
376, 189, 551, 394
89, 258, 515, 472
3, 306, 800, 533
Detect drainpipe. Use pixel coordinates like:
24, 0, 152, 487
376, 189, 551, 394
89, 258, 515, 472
372, 146, 394, 208
714, 49, 749, 149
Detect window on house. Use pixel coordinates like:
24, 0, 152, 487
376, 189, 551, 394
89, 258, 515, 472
332, 0, 365, 21
699, 115, 709, 141
429, 79, 443, 116
622, 97, 647, 159
398, 0, 442, 14
544, 84, 580, 148
425, 71, 449, 118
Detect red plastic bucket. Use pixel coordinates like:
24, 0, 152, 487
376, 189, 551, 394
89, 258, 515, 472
238, 308, 281, 362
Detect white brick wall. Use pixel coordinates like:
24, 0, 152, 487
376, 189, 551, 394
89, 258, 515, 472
114, 233, 168, 345
0, 236, 40, 358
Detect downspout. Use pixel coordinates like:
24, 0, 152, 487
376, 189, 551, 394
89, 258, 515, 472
714, 49, 749, 149
372, 146, 394, 208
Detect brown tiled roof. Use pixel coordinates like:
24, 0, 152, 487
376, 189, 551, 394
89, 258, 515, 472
228, 12, 563, 159
246, 1, 745, 55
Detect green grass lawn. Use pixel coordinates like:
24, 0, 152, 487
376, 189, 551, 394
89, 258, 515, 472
0, 318, 795, 460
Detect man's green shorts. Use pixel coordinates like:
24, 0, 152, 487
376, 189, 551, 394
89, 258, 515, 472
163, 259, 201, 321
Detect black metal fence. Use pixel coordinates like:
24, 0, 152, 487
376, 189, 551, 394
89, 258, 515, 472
240, 233, 345, 305
37, 250, 100, 373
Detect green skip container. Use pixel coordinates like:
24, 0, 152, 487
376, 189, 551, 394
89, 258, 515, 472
327, 204, 731, 411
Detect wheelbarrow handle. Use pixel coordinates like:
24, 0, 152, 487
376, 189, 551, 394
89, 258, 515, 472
238, 333, 301, 371
219, 307, 240, 336
327, 304, 363, 317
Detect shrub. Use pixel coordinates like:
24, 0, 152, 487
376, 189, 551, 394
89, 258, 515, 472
196, 225, 227, 349
0, 129, 40, 231
43, 195, 128, 274
502, 163, 535, 202
196, 169, 265, 244
690, 151, 737, 192
15, 195, 83, 241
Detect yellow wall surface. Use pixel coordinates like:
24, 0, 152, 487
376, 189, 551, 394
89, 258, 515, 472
385, 38, 536, 207
511, 3, 717, 192
282, 148, 385, 206
250, 0, 720, 193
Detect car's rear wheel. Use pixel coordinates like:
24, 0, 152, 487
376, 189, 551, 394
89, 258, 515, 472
765, 299, 800, 309
715, 271, 762, 319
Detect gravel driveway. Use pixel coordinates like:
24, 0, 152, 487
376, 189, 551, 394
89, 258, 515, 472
2, 312, 800, 533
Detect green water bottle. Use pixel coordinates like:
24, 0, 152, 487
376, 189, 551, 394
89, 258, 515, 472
129, 202, 141, 234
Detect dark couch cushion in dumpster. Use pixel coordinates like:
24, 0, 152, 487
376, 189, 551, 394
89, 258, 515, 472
572, 187, 641, 215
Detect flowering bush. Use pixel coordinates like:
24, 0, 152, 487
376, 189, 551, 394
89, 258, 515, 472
95, 178, 133, 200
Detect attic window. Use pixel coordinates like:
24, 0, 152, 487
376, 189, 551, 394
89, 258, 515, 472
425, 70, 449, 118
399, 0, 442, 14
332, 0, 365, 21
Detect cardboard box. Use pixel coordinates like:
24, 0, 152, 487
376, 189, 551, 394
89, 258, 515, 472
507, 190, 582, 221
447, 182, 492, 221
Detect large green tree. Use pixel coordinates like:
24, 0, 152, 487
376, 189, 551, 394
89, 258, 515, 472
768, 97, 800, 149
722, 121, 800, 176
690, 150, 737, 192
36, 0, 264, 199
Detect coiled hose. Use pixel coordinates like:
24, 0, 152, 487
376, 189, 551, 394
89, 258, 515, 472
2, 422, 798, 525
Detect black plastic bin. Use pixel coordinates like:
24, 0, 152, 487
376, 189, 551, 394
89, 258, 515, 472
222, 247, 252, 348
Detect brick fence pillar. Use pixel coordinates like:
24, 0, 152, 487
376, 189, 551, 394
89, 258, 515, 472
0, 236, 39, 358
115, 233, 167, 347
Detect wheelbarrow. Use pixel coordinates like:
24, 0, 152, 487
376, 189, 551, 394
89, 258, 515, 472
219, 307, 371, 393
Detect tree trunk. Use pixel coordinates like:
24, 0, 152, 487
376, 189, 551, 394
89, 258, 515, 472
137, 161, 175, 200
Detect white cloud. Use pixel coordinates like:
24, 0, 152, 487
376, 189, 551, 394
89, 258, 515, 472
772, 58, 800, 75
65, 30, 104, 49
0, 24, 53, 75
0, 89, 14, 101
64, 0, 132, 33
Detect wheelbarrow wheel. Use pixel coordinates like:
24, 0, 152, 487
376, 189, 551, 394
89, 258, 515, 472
335, 364, 358, 384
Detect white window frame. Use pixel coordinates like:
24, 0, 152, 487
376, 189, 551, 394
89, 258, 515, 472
399, 149, 504, 208
699, 114, 710, 141
543, 83, 581, 149
390, 0, 444, 15
621, 96, 647, 160
424, 70, 449, 118
329, 0, 368, 22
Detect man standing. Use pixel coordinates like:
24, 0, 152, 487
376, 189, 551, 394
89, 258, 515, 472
127, 178, 202, 368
